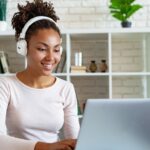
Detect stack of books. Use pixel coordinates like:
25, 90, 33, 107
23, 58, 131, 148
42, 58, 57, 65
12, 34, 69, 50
71, 66, 87, 73
0, 51, 9, 73
54, 50, 66, 73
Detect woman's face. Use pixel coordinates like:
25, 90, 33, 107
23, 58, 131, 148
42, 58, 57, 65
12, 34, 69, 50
27, 28, 62, 76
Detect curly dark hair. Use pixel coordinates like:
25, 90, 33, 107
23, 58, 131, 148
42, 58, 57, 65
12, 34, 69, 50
12, 0, 61, 41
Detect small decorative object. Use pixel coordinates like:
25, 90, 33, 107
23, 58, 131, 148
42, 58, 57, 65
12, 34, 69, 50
89, 60, 97, 72
109, 0, 142, 28
100, 59, 108, 72
0, 0, 7, 31
75, 52, 82, 66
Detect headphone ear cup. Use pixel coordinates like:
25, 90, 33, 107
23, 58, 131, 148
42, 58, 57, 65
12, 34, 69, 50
17, 40, 27, 56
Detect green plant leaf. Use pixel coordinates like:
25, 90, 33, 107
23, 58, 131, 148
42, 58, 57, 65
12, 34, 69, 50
124, 0, 135, 5
110, 0, 123, 9
126, 4, 143, 19
112, 13, 125, 21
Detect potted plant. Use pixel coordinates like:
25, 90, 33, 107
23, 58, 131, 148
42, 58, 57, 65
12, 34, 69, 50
0, 0, 7, 31
109, 0, 142, 28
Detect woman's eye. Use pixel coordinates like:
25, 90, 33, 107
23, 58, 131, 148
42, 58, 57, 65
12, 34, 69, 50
54, 49, 60, 53
37, 48, 46, 51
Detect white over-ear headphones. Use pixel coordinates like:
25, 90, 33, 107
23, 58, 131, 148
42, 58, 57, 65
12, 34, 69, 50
17, 16, 63, 56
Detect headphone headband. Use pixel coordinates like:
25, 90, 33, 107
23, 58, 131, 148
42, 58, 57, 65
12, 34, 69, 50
19, 16, 58, 39
17, 16, 62, 56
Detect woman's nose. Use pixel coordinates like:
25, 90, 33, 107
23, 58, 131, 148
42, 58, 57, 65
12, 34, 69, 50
46, 51, 54, 60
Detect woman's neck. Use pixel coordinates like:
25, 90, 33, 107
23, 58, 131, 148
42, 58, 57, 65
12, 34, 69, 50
16, 70, 56, 88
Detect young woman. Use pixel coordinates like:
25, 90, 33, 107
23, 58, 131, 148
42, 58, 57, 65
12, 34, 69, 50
0, 0, 80, 150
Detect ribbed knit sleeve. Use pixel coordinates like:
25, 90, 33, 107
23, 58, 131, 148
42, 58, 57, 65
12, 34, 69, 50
63, 83, 80, 139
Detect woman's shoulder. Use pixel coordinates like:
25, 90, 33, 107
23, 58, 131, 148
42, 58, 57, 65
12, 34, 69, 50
56, 77, 73, 87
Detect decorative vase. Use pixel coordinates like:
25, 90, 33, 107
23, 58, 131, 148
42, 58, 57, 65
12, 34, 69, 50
89, 60, 97, 72
100, 59, 108, 72
0, 21, 7, 31
121, 21, 132, 28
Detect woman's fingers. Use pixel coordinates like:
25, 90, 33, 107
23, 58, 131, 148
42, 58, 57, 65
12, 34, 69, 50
60, 139, 77, 149
46, 139, 77, 150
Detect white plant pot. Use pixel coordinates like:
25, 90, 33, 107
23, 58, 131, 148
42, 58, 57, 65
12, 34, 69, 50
0, 21, 7, 31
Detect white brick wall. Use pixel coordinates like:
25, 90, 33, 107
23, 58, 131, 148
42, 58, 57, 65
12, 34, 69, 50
0, 37, 25, 73
112, 77, 144, 98
6, 0, 150, 30
112, 34, 144, 72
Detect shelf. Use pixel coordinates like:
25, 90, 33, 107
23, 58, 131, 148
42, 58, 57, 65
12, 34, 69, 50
111, 72, 150, 76
1, 28, 150, 36
70, 72, 150, 77
1, 29, 150, 107
69, 72, 109, 76
63, 28, 150, 34
0, 30, 15, 36
2, 72, 150, 76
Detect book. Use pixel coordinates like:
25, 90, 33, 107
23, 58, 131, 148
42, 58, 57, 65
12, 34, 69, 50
0, 51, 9, 73
71, 65, 86, 70
0, 59, 4, 73
55, 50, 66, 73
71, 70, 86, 73
71, 65, 87, 73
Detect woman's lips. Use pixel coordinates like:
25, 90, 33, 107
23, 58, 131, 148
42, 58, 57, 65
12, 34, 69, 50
42, 63, 53, 70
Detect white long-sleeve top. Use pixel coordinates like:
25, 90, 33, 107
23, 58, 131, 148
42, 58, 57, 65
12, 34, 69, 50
0, 75, 80, 150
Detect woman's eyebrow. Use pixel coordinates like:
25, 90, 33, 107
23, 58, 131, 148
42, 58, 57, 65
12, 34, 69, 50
54, 44, 61, 48
37, 42, 61, 48
37, 42, 49, 47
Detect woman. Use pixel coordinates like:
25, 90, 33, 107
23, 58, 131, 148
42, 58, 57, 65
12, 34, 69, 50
0, 0, 80, 150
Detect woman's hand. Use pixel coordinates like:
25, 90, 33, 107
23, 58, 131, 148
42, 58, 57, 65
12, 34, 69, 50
56, 139, 76, 150
35, 139, 77, 150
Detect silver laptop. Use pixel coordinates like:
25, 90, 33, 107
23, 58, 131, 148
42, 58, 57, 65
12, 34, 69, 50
75, 99, 150, 150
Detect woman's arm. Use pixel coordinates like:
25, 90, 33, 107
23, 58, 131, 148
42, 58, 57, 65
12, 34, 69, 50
63, 84, 80, 139
0, 136, 76, 150
0, 78, 36, 150
0, 135, 36, 150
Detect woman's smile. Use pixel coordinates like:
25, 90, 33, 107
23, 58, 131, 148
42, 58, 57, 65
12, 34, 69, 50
41, 62, 53, 70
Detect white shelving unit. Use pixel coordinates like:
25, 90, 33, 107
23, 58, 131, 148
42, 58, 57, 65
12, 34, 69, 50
1, 28, 150, 111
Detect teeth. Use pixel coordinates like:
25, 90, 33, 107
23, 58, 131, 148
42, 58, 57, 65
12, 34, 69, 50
43, 64, 52, 69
